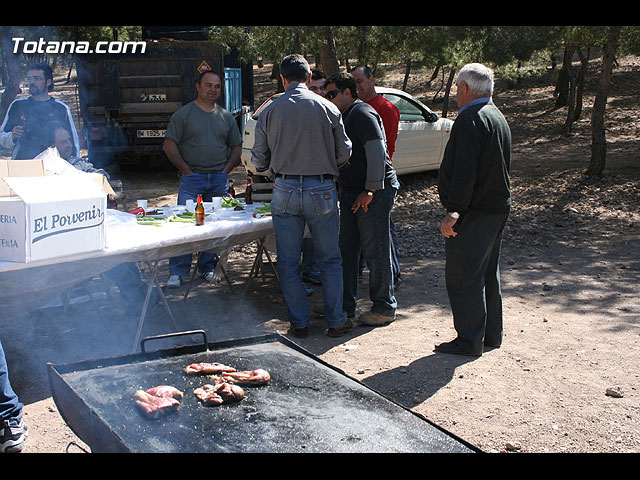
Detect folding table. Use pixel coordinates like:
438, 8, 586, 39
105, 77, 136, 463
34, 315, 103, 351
0, 205, 276, 352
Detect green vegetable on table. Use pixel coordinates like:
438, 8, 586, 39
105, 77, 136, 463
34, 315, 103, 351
136, 217, 163, 226
221, 197, 242, 208
253, 203, 271, 214
136, 211, 208, 226
168, 212, 197, 223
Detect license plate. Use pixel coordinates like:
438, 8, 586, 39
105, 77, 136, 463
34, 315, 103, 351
141, 93, 167, 101
137, 129, 166, 138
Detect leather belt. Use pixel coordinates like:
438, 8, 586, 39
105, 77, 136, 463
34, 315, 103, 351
276, 174, 334, 180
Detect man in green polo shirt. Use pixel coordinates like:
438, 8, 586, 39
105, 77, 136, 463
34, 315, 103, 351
163, 70, 242, 288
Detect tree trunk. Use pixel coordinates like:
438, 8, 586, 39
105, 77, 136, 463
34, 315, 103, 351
427, 64, 441, 87
66, 61, 74, 84
573, 48, 591, 122
587, 26, 621, 177
432, 66, 446, 103
554, 46, 573, 109
0, 26, 23, 123
442, 67, 456, 118
320, 27, 340, 77
562, 59, 577, 135
270, 63, 284, 93
402, 59, 411, 91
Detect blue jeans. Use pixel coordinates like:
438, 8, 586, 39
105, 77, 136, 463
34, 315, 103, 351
271, 176, 346, 329
339, 181, 398, 317
301, 237, 320, 278
169, 172, 228, 277
0, 336, 22, 425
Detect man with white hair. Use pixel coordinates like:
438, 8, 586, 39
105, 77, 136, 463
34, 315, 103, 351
435, 63, 512, 357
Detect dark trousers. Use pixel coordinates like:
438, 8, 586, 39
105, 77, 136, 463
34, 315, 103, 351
444, 211, 509, 353
390, 216, 401, 283
339, 184, 398, 316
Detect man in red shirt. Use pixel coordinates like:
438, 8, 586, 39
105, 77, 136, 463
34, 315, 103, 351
351, 66, 402, 288
352, 66, 399, 160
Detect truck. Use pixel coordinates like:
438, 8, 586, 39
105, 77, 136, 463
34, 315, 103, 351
75, 26, 254, 169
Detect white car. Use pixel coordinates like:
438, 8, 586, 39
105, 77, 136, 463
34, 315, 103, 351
240, 86, 452, 179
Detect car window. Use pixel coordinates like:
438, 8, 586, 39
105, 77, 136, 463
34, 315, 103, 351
381, 93, 436, 122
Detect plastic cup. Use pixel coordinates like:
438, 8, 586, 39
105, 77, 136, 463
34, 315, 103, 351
137, 199, 148, 210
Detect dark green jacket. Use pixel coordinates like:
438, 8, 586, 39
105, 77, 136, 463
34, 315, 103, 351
438, 99, 511, 215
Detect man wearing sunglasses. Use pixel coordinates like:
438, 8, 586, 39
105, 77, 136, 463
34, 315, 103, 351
324, 72, 399, 327
251, 54, 353, 338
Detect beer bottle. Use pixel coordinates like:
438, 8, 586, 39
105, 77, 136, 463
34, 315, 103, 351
195, 194, 205, 226
245, 179, 253, 204
228, 180, 236, 198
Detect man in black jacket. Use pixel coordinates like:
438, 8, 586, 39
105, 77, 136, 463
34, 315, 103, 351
435, 63, 512, 357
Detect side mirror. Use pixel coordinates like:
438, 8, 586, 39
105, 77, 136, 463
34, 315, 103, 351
424, 110, 439, 122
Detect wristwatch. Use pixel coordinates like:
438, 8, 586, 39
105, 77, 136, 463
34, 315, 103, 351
448, 211, 460, 219
366, 190, 375, 196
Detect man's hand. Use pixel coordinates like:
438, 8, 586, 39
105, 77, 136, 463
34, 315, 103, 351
222, 144, 242, 174
11, 125, 24, 143
440, 213, 459, 238
163, 138, 194, 176
352, 190, 374, 213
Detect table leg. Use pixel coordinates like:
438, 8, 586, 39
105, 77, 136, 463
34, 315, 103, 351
132, 260, 178, 353
241, 237, 279, 297
182, 250, 233, 305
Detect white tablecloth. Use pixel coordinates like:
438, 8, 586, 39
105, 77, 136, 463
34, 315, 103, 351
0, 205, 274, 316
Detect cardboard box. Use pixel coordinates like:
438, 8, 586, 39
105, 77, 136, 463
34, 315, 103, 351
0, 155, 109, 263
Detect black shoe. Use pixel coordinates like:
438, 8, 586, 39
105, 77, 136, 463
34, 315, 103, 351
434, 339, 482, 357
287, 325, 308, 338
394, 276, 403, 290
327, 318, 353, 338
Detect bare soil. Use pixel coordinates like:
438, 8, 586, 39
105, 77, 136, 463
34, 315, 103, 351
2, 56, 639, 454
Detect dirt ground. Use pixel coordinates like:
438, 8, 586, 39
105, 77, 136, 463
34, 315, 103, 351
2, 56, 639, 454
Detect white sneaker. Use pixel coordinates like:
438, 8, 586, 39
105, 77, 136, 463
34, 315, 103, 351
1, 418, 28, 453
199, 271, 214, 283
167, 274, 182, 288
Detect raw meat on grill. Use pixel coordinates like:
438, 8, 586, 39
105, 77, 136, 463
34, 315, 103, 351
184, 362, 237, 375
215, 382, 245, 402
194, 382, 245, 407
194, 385, 224, 407
145, 385, 184, 400
205, 375, 226, 384
221, 369, 271, 386
134, 389, 181, 419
